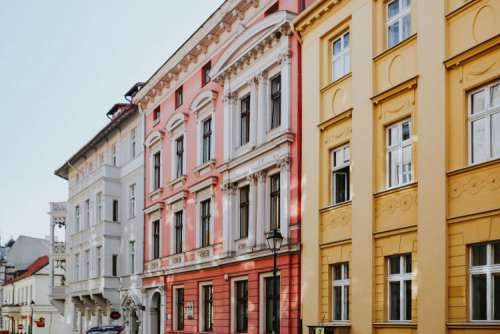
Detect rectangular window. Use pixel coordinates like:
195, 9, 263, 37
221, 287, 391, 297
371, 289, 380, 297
236, 280, 248, 333
175, 86, 184, 109
152, 220, 160, 260
129, 183, 136, 218
239, 186, 250, 239
111, 143, 117, 166
265, 276, 281, 334
112, 254, 118, 277
129, 241, 135, 274
202, 118, 212, 163
469, 81, 500, 164
387, 119, 412, 188
470, 242, 500, 321
85, 199, 90, 228
84, 250, 90, 279
112, 199, 119, 222
96, 193, 102, 224
270, 174, 280, 230
96, 246, 102, 277
153, 151, 161, 190
240, 96, 251, 145
75, 253, 80, 281
332, 31, 350, 81
174, 211, 183, 254
201, 199, 211, 248
130, 127, 137, 158
175, 288, 185, 330
176, 136, 184, 178
387, 254, 412, 321
202, 62, 212, 86
332, 144, 350, 205
202, 285, 214, 332
270, 75, 281, 129
387, 0, 411, 48
332, 263, 349, 321
153, 106, 161, 122
75, 206, 80, 232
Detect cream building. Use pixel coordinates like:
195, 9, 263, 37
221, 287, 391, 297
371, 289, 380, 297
294, 0, 499, 333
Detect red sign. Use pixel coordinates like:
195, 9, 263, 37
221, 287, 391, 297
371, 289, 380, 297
36, 317, 46, 328
17, 324, 23, 330
110, 311, 121, 320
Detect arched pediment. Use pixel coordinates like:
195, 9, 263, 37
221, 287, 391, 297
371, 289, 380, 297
190, 89, 218, 112
145, 130, 164, 147
210, 11, 295, 81
165, 112, 188, 133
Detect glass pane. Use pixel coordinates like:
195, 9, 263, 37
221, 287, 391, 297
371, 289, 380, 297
333, 58, 343, 81
344, 53, 350, 76
403, 0, 411, 9
493, 242, 500, 264
491, 84, 500, 107
389, 256, 400, 275
343, 33, 349, 48
389, 150, 401, 187
405, 280, 412, 320
344, 285, 349, 320
389, 281, 401, 320
402, 122, 410, 141
492, 113, 500, 158
471, 90, 486, 114
472, 118, 488, 163
494, 273, 500, 320
388, 21, 400, 47
333, 264, 342, 281
333, 38, 342, 55
388, 126, 400, 146
402, 14, 411, 40
404, 254, 412, 273
344, 146, 350, 163
343, 263, 349, 279
333, 286, 342, 320
471, 244, 487, 266
402, 145, 412, 184
472, 274, 487, 320
334, 171, 347, 204
388, 0, 400, 18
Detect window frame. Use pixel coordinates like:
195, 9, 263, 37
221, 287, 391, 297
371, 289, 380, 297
128, 183, 136, 219
174, 210, 183, 255
129, 241, 135, 275
130, 127, 137, 158
387, 254, 413, 322
269, 173, 281, 231
202, 62, 212, 87
75, 205, 80, 232
234, 279, 249, 333
96, 193, 102, 224
386, 119, 413, 189
96, 246, 102, 277
240, 95, 251, 146
332, 262, 349, 322
175, 86, 184, 109
173, 286, 185, 331
152, 150, 162, 191
239, 185, 250, 239
152, 220, 160, 260
331, 144, 350, 205
331, 31, 350, 82
202, 117, 213, 164
270, 74, 282, 130
201, 199, 211, 248
111, 143, 118, 166
175, 135, 185, 179
386, 0, 412, 48
199, 283, 214, 332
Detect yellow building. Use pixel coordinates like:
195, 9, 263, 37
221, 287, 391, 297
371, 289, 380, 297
294, 0, 499, 333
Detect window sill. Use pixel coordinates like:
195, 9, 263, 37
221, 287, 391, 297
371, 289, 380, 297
373, 322, 416, 328
320, 200, 352, 213
447, 322, 500, 329
320, 72, 352, 94
169, 176, 187, 190
373, 33, 417, 62
374, 181, 417, 198
148, 187, 163, 199
318, 321, 351, 327
194, 159, 216, 175
447, 157, 500, 176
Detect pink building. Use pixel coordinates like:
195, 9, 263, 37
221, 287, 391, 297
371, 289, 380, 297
133, 1, 306, 333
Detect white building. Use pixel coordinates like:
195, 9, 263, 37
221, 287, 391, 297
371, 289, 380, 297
53, 101, 144, 334
1, 255, 66, 334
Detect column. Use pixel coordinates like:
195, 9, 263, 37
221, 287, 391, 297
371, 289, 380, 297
222, 82, 233, 161
247, 174, 258, 247
249, 78, 258, 147
222, 183, 234, 254
256, 170, 267, 247
257, 71, 268, 145
279, 158, 290, 243
279, 52, 291, 131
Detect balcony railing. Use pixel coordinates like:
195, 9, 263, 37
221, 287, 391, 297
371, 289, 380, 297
69, 164, 120, 196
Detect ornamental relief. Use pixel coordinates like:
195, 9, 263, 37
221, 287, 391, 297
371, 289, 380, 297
320, 205, 352, 242
375, 189, 418, 218
323, 126, 352, 147
449, 170, 500, 199
462, 55, 500, 84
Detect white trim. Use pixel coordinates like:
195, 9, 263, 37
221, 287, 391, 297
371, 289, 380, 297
386, 119, 412, 189
387, 254, 413, 322
331, 263, 349, 321
331, 144, 350, 205
331, 30, 350, 81
386, 0, 411, 48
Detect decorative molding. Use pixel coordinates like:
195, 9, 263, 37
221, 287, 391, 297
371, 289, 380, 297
449, 170, 500, 199
293, 0, 343, 35
165, 190, 189, 206
190, 89, 218, 113
444, 34, 500, 70
189, 176, 218, 194
371, 76, 418, 105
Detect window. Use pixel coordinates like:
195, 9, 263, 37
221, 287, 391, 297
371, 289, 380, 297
235, 280, 248, 333
240, 96, 251, 145
387, 119, 412, 188
202, 118, 212, 163
153, 106, 161, 123
201, 285, 213, 331
74, 253, 80, 281
469, 242, 500, 321
239, 186, 250, 239
202, 62, 212, 86
270, 174, 280, 230
175, 288, 185, 330
201, 199, 211, 248
84, 250, 90, 279
387, 254, 412, 321
96, 246, 102, 277
387, 0, 411, 48
152, 220, 160, 260
99, 152, 104, 166
153, 151, 161, 190
112, 199, 119, 222
75, 206, 80, 232
332, 263, 349, 321
130, 127, 137, 158
270, 75, 281, 129
174, 211, 183, 254
112, 254, 118, 277
332, 145, 350, 205
85, 199, 90, 228
129, 184, 136, 218
468, 81, 500, 164
175, 86, 184, 109
111, 143, 117, 166
332, 31, 350, 81
96, 193, 102, 224
129, 241, 135, 274
265, 276, 280, 334
175, 136, 184, 178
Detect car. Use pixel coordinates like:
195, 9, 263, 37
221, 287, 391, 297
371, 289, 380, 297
86, 325, 125, 334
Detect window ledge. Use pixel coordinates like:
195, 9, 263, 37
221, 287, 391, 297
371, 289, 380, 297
374, 181, 417, 198
169, 176, 187, 190
320, 72, 352, 94
194, 160, 216, 175
318, 321, 351, 327
373, 33, 417, 62
373, 322, 416, 328
448, 322, 500, 329
447, 157, 500, 176
319, 200, 352, 213
148, 187, 163, 199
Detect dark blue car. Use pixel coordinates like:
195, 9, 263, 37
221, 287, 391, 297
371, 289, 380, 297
86, 326, 125, 334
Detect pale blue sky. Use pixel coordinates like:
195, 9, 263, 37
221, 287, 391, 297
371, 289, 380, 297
0, 0, 224, 242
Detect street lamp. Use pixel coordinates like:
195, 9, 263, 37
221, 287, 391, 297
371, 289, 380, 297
30, 300, 35, 334
266, 229, 283, 334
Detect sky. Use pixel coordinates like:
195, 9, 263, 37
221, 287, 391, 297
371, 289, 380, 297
0, 0, 224, 243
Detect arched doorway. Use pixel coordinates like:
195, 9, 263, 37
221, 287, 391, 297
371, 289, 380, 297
149, 292, 161, 334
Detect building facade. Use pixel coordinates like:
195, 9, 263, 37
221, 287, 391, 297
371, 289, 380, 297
54, 103, 145, 334
295, 0, 499, 333
134, 1, 304, 333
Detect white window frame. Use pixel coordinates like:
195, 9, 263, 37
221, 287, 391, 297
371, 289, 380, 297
173, 285, 185, 331
386, 0, 411, 48
332, 31, 350, 81
130, 127, 137, 159
129, 241, 135, 275
84, 250, 90, 279
129, 183, 136, 219
331, 144, 350, 205
96, 246, 102, 277
171, 133, 186, 180
469, 242, 500, 322
331, 263, 349, 322
75, 205, 80, 233
468, 80, 500, 165
84, 199, 91, 229
386, 119, 412, 189
96, 192, 102, 224
230, 276, 249, 334
151, 149, 162, 192
172, 209, 184, 255
387, 254, 413, 322
111, 143, 118, 166
198, 282, 214, 332
201, 116, 214, 164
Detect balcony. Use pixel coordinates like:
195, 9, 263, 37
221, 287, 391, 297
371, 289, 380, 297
50, 285, 66, 300
69, 164, 120, 196
52, 241, 66, 260
93, 220, 122, 238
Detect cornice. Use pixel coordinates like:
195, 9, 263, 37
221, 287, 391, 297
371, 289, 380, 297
293, 0, 343, 37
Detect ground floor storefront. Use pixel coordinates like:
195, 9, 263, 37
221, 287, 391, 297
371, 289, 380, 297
143, 252, 300, 334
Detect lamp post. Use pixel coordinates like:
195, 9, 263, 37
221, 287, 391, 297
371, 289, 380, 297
266, 229, 283, 334
29, 300, 35, 334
